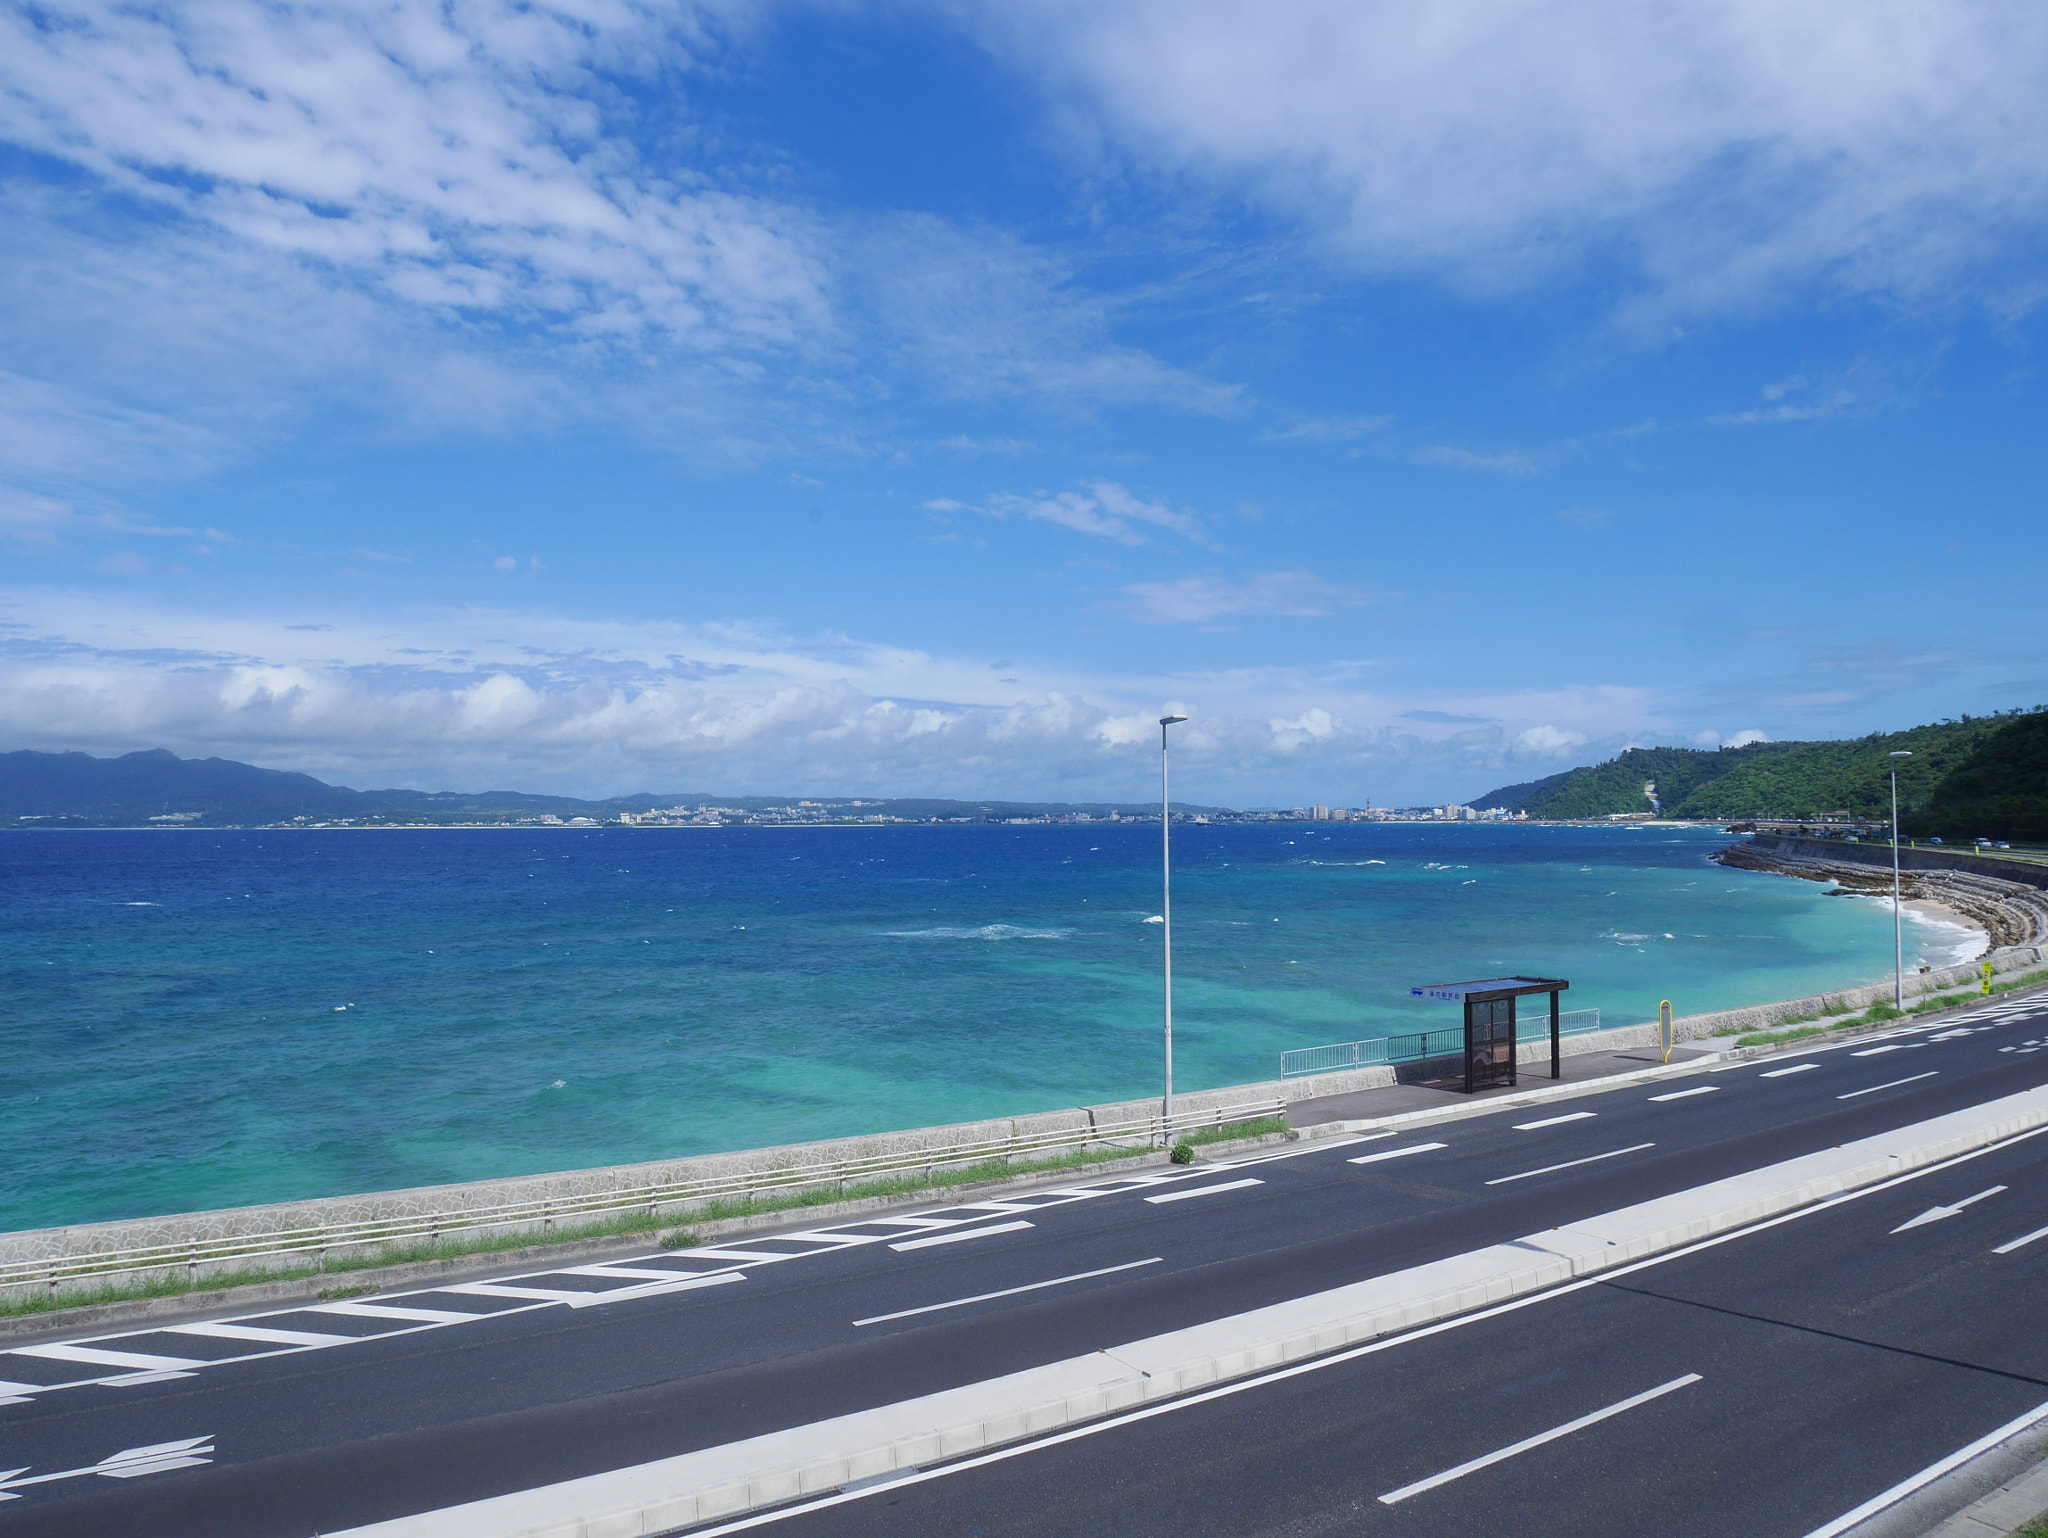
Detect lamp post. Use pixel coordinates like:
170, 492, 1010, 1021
1889, 750, 1913, 1008
1159, 713, 1188, 1130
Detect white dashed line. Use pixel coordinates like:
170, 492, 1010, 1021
1838, 1072, 1939, 1100
1144, 1179, 1264, 1205
1761, 1064, 1820, 1078
888, 1221, 1034, 1252
1648, 1086, 1719, 1102
1485, 1144, 1656, 1186
1349, 1143, 1448, 1165
1514, 1112, 1597, 1131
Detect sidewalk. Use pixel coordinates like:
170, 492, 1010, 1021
1284, 1045, 1719, 1126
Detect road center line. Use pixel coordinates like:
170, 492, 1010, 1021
1145, 1179, 1264, 1205
852, 1259, 1163, 1326
1647, 1085, 1719, 1102
888, 1220, 1033, 1252
1838, 1072, 1939, 1100
1514, 1112, 1597, 1131
1485, 1143, 1656, 1185
1761, 1063, 1821, 1078
1993, 1223, 2048, 1255
1377, 1374, 1703, 1504
1348, 1142, 1447, 1165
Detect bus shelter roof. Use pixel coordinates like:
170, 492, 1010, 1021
1409, 976, 1570, 1003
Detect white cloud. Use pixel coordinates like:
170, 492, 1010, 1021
0, 0, 824, 349
1514, 724, 1589, 755
0, 586, 1685, 801
1726, 728, 1770, 747
978, 481, 1200, 544
1114, 570, 1374, 624
973, 0, 2048, 319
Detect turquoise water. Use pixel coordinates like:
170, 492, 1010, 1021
1, 823, 1964, 1232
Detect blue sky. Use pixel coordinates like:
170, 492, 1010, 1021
2, 0, 2045, 805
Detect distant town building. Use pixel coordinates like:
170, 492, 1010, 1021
1311, 804, 1330, 820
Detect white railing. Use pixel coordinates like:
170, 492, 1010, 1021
1, 1097, 1286, 1295
1280, 1009, 1604, 1079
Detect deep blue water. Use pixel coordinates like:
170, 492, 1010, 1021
1, 823, 1966, 1231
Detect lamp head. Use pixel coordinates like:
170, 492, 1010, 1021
1160, 714, 1188, 726
1889, 751, 1913, 759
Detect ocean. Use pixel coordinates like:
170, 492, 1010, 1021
1, 822, 1975, 1232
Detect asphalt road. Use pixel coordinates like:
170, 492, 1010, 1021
743, 1123, 2048, 1538
4, 992, 2046, 1536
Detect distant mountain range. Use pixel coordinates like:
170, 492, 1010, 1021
0, 749, 1233, 826
1470, 709, 2048, 839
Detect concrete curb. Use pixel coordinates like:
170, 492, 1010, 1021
329, 1084, 2048, 1538
1918, 1457, 2048, 1537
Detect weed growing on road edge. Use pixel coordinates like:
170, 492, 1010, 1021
1735, 971, 2048, 1048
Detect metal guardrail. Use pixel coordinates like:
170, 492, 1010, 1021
0, 1097, 1286, 1294
1279, 1010, 1604, 1079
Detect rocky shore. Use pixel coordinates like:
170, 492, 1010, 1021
1714, 838, 2048, 952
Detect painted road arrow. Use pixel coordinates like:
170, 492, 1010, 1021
0, 1436, 213, 1499
1891, 1186, 2009, 1234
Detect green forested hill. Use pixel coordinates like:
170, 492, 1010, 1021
1471, 710, 2045, 832
1903, 711, 2048, 841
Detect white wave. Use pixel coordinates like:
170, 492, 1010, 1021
122, 901, 158, 906
1600, 930, 1656, 944
883, 924, 1074, 941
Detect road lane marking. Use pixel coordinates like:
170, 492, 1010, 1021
853, 1259, 1164, 1327
445, 1282, 600, 1303
11, 1344, 205, 1372
1348, 1142, 1448, 1165
562, 1273, 745, 1309
1514, 1112, 1596, 1131
1484, 1143, 1657, 1186
0, 1436, 216, 1497
309, 1302, 483, 1324
889, 1221, 1033, 1252
1144, 1179, 1264, 1205
555, 1264, 718, 1281
1648, 1086, 1719, 1102
1377, 1374, 1703, 1504
530, 1121, 2048, 1538
1994, 1223, 2048, 1255
1798, 1397, 2048, 1538
1838, 1072, 1939, 1099
165, 1322, 355, 1348
1852, 1044, 1925, 1057
1891, 1186, 2008, 1233
1761, 1063, 1821, 1078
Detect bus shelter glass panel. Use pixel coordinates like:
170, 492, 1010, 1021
1465, 998, 1516, 1092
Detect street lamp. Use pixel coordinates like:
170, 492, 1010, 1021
1159, 713, 1188, 1130
1889, 751, 1913, 1008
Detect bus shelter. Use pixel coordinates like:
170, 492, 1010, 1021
1408, 976, 1571, 1093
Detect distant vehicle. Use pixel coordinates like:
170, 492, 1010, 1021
1997, 842, 2012, 849
1927, 837, 1944, 844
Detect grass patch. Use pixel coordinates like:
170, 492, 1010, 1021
2013, 1518, 2048, 1538
1736, 971, 2048, 1048
1174, 1116, 1291, 1152
2, 1140, 1165, 1323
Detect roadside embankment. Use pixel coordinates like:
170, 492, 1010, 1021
1717, 834, 2048, 951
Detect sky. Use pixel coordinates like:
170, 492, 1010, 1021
2, 0, 2045, 807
